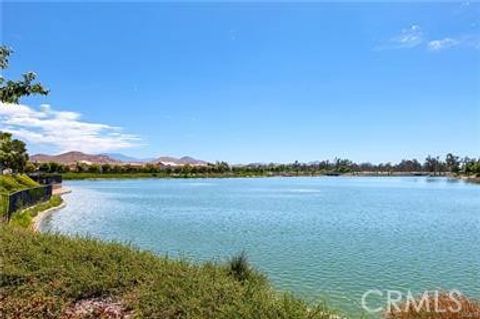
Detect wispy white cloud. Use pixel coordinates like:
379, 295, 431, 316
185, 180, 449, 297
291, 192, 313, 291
427, 35, 480, 51
427, 38, 459, 51
379, 25, 480, 52
379, 25, 424, 50
0, 103, 142, 154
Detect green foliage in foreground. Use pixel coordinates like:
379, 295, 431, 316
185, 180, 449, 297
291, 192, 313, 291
1, 131, 30, 173
9, 195, 63, 228
0, 45, 49, 104
0, 226, 338, 319
0, 174, 39, 193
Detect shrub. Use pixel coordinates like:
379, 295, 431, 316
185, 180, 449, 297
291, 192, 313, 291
227, 250, 254, 283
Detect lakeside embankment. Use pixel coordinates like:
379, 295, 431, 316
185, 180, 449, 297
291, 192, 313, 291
31, 187, 71, 231
3, 174, 70, 229
9, 194, 64, 228
1, 227, 340, 319
464, 176, 480, 184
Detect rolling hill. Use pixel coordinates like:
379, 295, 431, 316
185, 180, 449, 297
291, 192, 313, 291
31, 152, 207, 166
30, 152, 121, 165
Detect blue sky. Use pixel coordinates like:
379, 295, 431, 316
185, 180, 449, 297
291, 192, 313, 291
1, 2, 479, 163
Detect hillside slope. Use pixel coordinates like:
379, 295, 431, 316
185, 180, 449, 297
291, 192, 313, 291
31, 152, 121, 164
153, 156, 208, 166
31, 152, 207, 166
0, 174, 39, 193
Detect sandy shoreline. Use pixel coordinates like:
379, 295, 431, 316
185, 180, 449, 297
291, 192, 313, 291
31, 187, 71, 232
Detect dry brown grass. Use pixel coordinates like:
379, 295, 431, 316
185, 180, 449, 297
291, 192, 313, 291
385, 293, 480, 319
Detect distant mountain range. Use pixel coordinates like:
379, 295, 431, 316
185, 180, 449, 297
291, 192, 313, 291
154, 156, 207, 166
102, 153, 155, 163
31, 152, 121, 165
30, 151, 208, 166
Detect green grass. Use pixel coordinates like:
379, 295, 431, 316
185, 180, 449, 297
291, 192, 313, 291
0, 225, 339, 319
9, 195, 63, 228
0, 174, 39, 193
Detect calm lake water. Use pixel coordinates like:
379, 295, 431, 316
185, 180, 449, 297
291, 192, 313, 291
40, 177, 480, 317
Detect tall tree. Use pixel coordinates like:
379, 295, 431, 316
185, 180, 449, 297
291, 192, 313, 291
445, 153, 460, 173
0, 45, 49, 104
0, 132, 29, 173
424, 155, 440, 176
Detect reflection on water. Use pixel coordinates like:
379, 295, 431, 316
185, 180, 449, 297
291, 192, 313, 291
41, 177, 480, 318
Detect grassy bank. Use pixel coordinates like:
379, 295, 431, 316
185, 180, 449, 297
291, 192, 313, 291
0, 174, 39, 193
0, 225, 338, 319
9, 195, 63, 228
386, 294, 480, 319
0, 174, 43, 220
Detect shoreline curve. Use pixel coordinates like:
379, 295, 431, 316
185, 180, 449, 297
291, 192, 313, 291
31, 188, 71, 232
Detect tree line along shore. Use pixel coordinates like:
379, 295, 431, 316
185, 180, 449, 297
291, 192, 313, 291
27, 153, 480, 181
